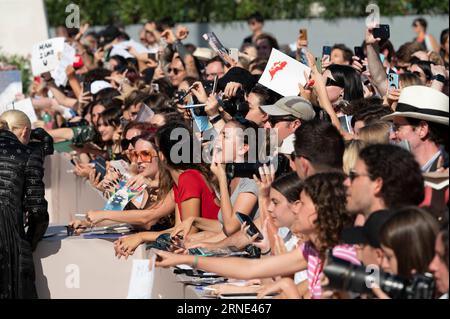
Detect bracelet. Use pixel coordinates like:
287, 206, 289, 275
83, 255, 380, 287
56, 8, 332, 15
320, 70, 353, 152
192, 255, 199, 268
261, 248, 271, 256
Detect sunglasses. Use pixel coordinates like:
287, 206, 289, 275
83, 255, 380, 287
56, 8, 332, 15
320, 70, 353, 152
130, 149, 158, 163
268, 116, 297, 127
120, 135, 142, 152
168, 68, 184, 75
325, 77, 344, 88
347, 170, 372, 182
289, 152, 309, 162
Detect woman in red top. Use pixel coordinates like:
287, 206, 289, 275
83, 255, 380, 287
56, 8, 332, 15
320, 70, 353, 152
114, 122, 220, 257
157, 121, 220, 222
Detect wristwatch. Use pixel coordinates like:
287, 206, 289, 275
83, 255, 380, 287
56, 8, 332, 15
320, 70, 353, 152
209, 114, 222, 124
432, 74, 446, 83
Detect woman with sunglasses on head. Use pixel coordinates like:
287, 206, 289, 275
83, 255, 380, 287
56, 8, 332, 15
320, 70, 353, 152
114, 121, 221, 258
96, 106, 124, 161
87, 121, 153, 193
169, 118, 261, 247
69, 131, 176, 233
155, 172, 358, 299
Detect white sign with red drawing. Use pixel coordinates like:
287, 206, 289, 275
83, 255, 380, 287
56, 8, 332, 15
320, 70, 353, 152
258, 48, 311, 97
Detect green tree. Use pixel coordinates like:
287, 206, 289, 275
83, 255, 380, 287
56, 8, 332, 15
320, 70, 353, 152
44, 0, 449, 26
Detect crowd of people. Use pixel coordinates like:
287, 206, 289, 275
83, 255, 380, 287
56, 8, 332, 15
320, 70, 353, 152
0, 12, 448, 299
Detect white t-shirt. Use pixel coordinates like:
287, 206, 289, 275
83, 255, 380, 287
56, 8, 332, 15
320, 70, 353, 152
278, 227, 308, 284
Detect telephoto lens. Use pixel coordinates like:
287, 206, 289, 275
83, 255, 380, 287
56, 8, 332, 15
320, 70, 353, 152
323, 255, 436, 299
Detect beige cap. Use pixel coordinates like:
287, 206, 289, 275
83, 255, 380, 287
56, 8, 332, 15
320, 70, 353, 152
260, 96, 316, 120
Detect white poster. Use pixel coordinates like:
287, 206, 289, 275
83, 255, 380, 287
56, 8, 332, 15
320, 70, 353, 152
110, 39, 150, 59
127, 255, 156, 299
258, 48, 311, 97
31, 37, 65, 76
50, 43, 76, 87
0, 98, 38, 124
0, 70, 22, 107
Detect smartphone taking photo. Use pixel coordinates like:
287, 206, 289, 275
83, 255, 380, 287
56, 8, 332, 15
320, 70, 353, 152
236, 212, 263, 241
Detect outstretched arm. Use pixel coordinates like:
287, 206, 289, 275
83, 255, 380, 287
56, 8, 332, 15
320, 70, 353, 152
155, 248, 307, 280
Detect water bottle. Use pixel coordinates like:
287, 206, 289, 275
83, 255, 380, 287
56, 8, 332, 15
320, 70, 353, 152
43, 112, 53, 130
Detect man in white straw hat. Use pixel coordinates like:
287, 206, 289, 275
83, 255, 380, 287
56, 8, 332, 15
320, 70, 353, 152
382, 85, 449, 222
382, 85, 449, 173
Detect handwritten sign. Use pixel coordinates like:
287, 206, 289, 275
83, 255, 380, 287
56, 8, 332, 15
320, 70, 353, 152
31, 37, 65, 76
259, 48, 311, 97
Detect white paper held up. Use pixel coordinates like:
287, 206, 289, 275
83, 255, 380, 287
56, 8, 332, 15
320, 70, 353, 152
0, 70, 22, 107
1, 98, 38, 124
110, 40, 150, 59
258, 48, 311, 97
51, 43, 76, 87
31, 37, 65, 76
127, 255, 156, 299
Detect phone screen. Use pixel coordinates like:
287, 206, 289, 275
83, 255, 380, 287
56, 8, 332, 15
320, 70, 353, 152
388, 73, 399, 90
322, 46, 332, 59
354, 46, 365, 59
94, 156, 106, 180
373, 24, 390, 40
236, 212, 263, 241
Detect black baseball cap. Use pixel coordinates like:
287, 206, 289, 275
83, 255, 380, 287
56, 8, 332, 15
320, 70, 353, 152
341, 210, 393, 248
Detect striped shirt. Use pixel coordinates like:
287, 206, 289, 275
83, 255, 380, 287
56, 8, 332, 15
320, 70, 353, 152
302, 242, 360, 299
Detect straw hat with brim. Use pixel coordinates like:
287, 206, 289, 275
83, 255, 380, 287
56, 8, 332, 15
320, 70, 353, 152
381, 86, 449, 126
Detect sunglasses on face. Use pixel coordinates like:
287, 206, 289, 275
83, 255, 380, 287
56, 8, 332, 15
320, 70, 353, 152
325, 77, 344, 88
347, 170, 372, 182
168, 68, 184, 75
120, 135, 142, 152
268, 116, 296, 127
130, 150, 158, 163
289, 151, 309, 162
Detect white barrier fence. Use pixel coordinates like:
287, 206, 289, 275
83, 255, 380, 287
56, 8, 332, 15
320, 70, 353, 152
43, 153, 106, 225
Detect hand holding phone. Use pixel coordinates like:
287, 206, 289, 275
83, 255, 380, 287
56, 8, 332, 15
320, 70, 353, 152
94, 156, 107, 180
373, 24, 390, 41
322, 46, 332, 62
388, 73, 399, 90
236, 212, 263, 241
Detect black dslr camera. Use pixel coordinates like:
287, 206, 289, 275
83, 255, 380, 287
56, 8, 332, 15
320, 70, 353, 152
217, 89, 249, 118
323, 255, 436, 299
29, 128, 54, 157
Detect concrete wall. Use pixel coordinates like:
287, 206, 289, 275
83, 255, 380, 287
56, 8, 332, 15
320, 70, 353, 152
80, 14, 449, 57
0, 0, 49, 56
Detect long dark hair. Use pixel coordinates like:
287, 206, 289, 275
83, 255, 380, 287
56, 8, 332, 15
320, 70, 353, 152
271, 172, 303, 203
327, 64, 364, 102
380, 206, 439, 279
155, 121, 218, 198
303, 172, 354, 259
